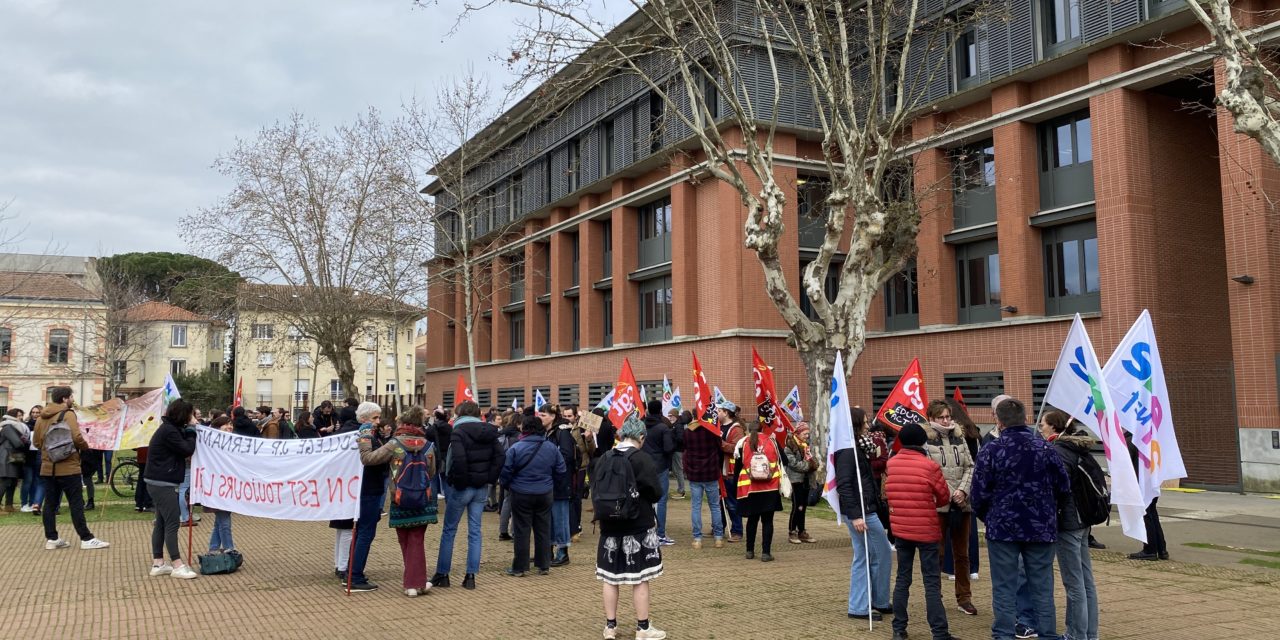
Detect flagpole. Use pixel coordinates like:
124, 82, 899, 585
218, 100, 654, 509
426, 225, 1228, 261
838, 351, 874, 631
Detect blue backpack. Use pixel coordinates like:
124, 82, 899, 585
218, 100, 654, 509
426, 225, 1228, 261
393, 446, 432, 510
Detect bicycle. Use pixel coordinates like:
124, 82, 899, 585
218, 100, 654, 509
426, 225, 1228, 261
109, 458, 142, 499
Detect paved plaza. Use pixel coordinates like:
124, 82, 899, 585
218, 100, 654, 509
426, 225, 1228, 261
1, 495, 1277, 640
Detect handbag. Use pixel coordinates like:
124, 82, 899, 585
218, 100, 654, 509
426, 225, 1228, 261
198, 549, 243, 575
780, 471, 793, 499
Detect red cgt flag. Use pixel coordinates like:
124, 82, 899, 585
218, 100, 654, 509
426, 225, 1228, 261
752, 347, 793, 447
607, 358, 645, 429
455, 374, 475, 408
876, 358, 928, 451
692, 351, 721, 437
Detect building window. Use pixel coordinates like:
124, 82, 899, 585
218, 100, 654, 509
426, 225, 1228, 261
955, 28, 980, 87
258, 352, 274, 367
170, 360, 187, 377
112, 360, 127, 383
570, 233, 580, 287
797, 177, 831, 248
0, 327, 10, 364
329, 379, 343, 401
952, 141, 996, 228
112, 325, 128, 348
956, 239, 1001, 324
639, 276, 673, 343
366, 352, 375, 374
702, 70, 720, 119
638, 196, 673, 267
601, 120, 615, 176
509, 172, 524, 222
799, 259, 840, 321
386, 327, 395, 345
884, 263, 920, 332
48, 329, 69, 364
1039, 110, 1094, 210
602, 220, 613, 278
384, 354, 395, 369
1043, 220, 1100, 315
257, 379, 273, 406
572, 298, 581, 352
171, 324, 188, 348
944, 372, 1006, 413
209, 362, 220, 374
209, 329, 223, 350
568, 138, 582, 192
296, 352, 313, 369
252, 323, 274, 340
385, 382, 397, 395
510, 311, 525, 359
1044, 0, 1082, 52
509, 256, 525, 303
404, 354, 412, 370
295, 380, 310, 406
603, 291, 613, 348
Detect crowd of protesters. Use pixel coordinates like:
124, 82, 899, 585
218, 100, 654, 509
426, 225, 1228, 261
2, 372, 1178, 640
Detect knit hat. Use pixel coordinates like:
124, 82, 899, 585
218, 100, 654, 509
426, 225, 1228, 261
898, 423, 928, 448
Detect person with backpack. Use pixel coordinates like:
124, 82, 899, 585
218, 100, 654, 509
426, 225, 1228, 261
594, 413, 667, 640
640, 400, 676, 546
885, 423, 956, 640
500, 413, 566, 577
33, 387, 109, 551
433, 401, 504, 591
541, 403, 580, 567
347, 401, 392, 592
361, 405, 438, 597
144, 399, 199, 579
922, 399, 978, 616
1, 408, 29, 513
971, 397, 1071, 640
1042, 410, 1101, 640
733, 419, 788, 562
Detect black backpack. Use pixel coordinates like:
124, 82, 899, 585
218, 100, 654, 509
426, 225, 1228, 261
1070, 452, 1111, 527
592, 448, 640, 521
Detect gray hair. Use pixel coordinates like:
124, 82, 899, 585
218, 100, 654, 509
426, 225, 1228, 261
990, 394, 1012, 413
619, 413, 647, 441
356, 401, 382, 422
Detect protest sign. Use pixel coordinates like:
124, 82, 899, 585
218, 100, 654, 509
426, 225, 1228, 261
191, 426, 363, 521
79, 398, 126, 450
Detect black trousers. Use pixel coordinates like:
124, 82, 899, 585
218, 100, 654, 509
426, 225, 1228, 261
569, 468, 586, 534
135, 461, 153, 509
510, 490, 553, 572
42, 475, 93, 542
1141, 497, 1167, 555
745, 512, 775, 555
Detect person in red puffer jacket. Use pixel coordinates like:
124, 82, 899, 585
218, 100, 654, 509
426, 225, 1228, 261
885, 423, 956, 640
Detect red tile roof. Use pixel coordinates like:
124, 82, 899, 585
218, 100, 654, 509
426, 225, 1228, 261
117, 301, 213, 323
0, 272, 100, 303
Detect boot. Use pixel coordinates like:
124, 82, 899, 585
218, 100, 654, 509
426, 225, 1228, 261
429, 573, 450, 588
551, 547, 570, 567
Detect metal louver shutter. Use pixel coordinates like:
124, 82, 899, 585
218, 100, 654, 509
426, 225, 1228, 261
1082, 0, 1144, 43
580, 126, 600, 185
1007, 0, 1035, 72
550, 145, 569, 200
615, 107, 635, 168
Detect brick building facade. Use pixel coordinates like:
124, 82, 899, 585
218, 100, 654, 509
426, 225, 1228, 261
424, 1, 1280, 491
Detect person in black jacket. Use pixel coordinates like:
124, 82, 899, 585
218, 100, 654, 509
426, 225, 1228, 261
640, 400, 676, 545
838, 406, 892, 621
231, 407, 259, 438
427, 407, 453, 501
432, 401, 504, 590
144, 400, 199, 580
669, 410, 689, 500
595, 413, 666, 640
312, 401, 335, 435
541, 403, 579, 567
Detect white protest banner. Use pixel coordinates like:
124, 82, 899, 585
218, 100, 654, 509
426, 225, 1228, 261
191, 426, 363, 521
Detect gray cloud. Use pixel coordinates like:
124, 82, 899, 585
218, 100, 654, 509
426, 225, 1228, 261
0, 0, 557, 257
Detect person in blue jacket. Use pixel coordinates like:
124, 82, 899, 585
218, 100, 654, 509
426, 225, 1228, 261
500, 413, 567, 577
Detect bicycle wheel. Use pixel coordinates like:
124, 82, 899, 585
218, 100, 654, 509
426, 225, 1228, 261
110, 460, 141, 499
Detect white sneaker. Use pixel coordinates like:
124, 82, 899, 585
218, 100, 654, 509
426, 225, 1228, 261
20, 505, 32, 513
150, 564, 174, 577
44, 539, 70, 550
80, 538, 110, 550
170, 565, 198, 580
404, 588, 419, 597
944, 572, 955, 580
603, 625, 618, 640
970, 572, 980, 580
635, 626, 667, 640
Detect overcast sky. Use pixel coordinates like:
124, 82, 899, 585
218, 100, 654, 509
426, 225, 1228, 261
0, 0, 623, 259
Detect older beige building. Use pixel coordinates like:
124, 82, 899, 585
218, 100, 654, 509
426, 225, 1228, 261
113, 301, 225, 397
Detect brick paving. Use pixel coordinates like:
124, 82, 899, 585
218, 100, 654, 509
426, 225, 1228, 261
1, 500, 1276, 640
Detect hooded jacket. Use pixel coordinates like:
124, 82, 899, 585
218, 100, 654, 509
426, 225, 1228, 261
144, 417, 197, 485
640, 414, 675, 471
884, 447, 950, 543
33, 402, 88, 477
0, 416, 29, 479
446, 416, 504, 489
361, 430, 435, 528
923, 421, 975, 512
1052, 429, 1096, 532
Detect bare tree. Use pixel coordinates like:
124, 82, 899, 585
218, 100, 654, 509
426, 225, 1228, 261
460, 0, 965, 456
1187, 1, 1280, 165
182, 110, 431, 399
405, 73, 540, 394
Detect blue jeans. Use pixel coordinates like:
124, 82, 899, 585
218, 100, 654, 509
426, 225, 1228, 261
22, 452, 45, 507
1017, 558, 1036, 627
178, 467, 191, 522
208, 511, 235, 551
721, 476, 742, 536
350, 491, 385, 583
1056, 528, 1098, 640
689, 480, 723, 540
552, 498, 572, 548
436, 484, 488, 575
654, 470, 670, 538
989, 540, 1059, 640
431, 473, 451, 504
846, 513, 891, 615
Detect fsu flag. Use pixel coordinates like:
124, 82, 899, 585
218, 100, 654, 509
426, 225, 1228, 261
455, 375, 475, 408
876, 358, 928, 450
752, 347, 793, 446
607, 358, 645, 428
692, 351, 721, 437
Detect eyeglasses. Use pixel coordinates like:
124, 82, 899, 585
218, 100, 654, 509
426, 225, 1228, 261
938, 414, 953, 421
